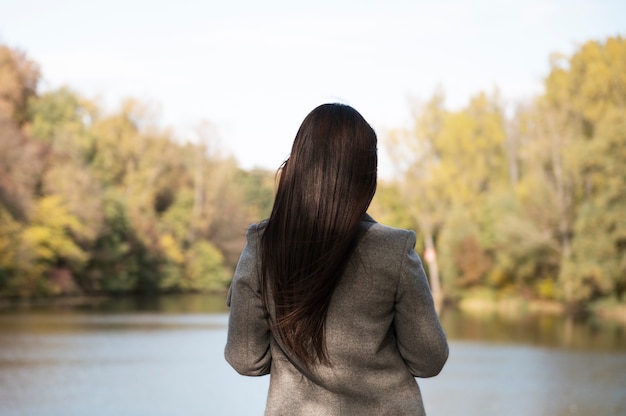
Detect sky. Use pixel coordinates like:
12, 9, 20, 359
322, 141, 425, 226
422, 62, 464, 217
1, 0, 625, 176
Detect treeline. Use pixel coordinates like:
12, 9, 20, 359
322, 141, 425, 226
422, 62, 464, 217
1, 37, 624, 310
373, 36, 625, 309
0, 45, 275, 297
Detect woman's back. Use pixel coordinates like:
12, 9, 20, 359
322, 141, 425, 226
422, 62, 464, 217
226, 215, 448, 415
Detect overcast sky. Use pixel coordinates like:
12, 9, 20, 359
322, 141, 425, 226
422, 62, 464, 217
1, 0, 624, 176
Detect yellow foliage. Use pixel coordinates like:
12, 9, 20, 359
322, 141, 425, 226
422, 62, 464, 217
0, 207, 22, 269
548, 37, 626, 125
487, 267, 508, 288
160, 233, 184, 264
536, 278, 557, 300
22, 226, 55, 261
21, 196, 87, 266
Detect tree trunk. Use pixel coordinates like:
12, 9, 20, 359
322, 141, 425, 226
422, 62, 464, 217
423, 230, 443, 310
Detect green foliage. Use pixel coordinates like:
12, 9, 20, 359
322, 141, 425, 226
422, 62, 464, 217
437, 207, 477, 293
159, 188, 195, 242
369, 181, 415, 232
233, 168, 275, 221
83, 194, 138, 292
28, 87, 96, 159
0, 206, 23, 294
561, 107, 626, 302
182, 240, 230, 291
547, 38, 626, 305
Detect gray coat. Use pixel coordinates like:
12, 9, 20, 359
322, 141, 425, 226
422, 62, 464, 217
225, 215, 449, 415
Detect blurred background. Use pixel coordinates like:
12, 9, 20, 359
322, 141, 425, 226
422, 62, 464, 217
0, 0, 625, 415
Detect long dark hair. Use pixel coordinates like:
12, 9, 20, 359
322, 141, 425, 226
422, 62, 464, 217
261, 103, 378, 366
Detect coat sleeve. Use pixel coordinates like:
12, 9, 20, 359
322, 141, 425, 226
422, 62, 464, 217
394, 231, 449, 378
224, 224, 272, 376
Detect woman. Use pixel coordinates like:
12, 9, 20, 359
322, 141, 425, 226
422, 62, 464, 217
225, 103, 448, 415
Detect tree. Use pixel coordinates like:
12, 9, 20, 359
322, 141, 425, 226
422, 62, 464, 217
0, 115, 47, 220
0, 45, 40, 125
541, 37, 626, 305
389, 90, 512, 301
387, 91, 447, 302
6, 196, 87, 297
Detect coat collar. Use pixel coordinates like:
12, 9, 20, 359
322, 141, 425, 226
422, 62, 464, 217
362, 213, 376, 223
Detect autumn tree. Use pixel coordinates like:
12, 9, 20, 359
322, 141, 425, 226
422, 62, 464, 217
389, 90, 513, 301
0, 45, 39, 125
387, 91, 447, 302
545, 37, 626, 305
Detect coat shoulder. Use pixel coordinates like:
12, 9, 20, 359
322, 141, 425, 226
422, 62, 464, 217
359, 218, 416, 249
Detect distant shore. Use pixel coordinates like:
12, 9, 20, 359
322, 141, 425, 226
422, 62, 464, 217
2, 291, 625, 327
456, 293, 626, 325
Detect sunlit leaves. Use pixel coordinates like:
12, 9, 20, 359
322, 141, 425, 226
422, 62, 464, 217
388, 37, 626, 307
391, 90, 509, 299
182, 240, 229, 291
21, 196, 87, 266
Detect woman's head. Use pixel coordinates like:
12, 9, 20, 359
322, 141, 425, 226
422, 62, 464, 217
262, 103, 378, 366
278, 103, 378, 226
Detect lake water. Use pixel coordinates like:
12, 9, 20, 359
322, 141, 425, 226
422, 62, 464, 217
0, 295, 625, 416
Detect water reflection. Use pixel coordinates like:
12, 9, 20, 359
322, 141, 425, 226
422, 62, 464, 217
0, 293, 230, 314
439, 307, 626, 352
1, 294, 625, 351
0, 294, 231, 335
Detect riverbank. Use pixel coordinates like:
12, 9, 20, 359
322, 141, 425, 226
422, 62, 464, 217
458, 296, 564, 315
0, 292, 230, 313
0, 295, 110, 310
2, 290, 625, 327
456, 290, 626, 326
589, 299, 626, 325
